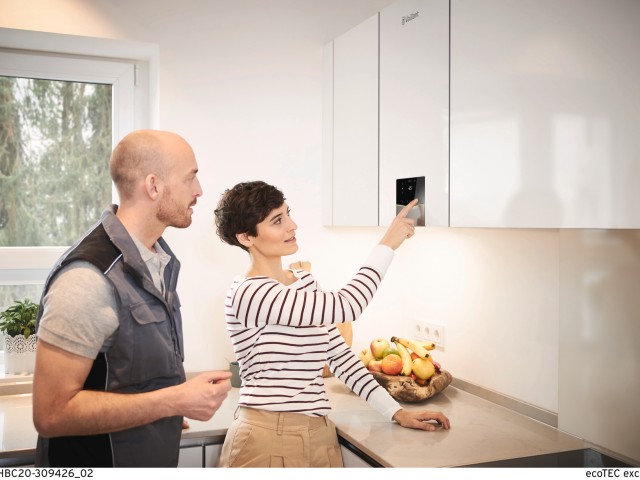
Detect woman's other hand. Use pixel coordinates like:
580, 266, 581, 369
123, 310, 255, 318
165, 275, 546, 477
392, 408, 451, 431
379, 198, 418, 250
289, 261, 311, 272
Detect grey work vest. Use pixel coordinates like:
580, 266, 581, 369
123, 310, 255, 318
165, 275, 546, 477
35, 206, 186, 467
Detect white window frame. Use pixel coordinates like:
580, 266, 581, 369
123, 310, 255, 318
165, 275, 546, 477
0, 50, 133, 275
0, 28, 156, 288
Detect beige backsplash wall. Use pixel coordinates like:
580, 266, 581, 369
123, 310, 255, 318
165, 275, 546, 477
319, 227, 561, 413
2, 0, 638, 464
558, 229, 640, 462
335, 226, 639, 463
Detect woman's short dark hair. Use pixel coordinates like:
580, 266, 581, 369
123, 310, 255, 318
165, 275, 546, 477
214, 181, 286, 251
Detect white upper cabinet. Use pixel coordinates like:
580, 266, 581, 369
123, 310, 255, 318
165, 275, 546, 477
379, 0, 450, 227
450, 0, 640, 228
323, 14, 379, 226
325, 0, 640, 229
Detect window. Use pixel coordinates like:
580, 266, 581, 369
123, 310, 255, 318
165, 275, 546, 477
0, 76, 113, 247
0, 42, 143, 363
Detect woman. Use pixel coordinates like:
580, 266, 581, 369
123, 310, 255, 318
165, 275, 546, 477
214, 181, 450, 468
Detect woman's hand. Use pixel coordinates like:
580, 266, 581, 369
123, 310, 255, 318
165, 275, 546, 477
392, 408, 451, 431
289, 260, 311, 272
379, 199, 419, 250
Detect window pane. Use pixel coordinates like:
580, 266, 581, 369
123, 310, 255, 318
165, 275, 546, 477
0, 76, 112, 247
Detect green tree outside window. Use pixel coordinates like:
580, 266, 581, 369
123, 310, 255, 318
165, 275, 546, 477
0, 76, 112, 247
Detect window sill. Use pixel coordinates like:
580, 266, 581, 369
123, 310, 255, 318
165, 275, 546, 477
0, 372, 33, 396
0, 350, 34, 393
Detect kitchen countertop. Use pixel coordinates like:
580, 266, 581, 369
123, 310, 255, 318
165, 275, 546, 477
0, 377, 587, 467
323, 377, 585, 467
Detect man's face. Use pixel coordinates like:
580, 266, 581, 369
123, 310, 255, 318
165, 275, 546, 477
156, 142, 202, 229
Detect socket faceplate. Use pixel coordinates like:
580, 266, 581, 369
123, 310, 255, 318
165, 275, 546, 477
415, 321, 445, 349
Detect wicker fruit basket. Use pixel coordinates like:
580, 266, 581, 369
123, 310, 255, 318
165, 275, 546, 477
369, 369, 453, 403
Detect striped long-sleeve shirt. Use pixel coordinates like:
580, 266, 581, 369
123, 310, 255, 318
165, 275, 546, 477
225, 245, 401, 420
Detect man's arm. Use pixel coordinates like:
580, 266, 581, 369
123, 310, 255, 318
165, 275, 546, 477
32, 339, 231, 438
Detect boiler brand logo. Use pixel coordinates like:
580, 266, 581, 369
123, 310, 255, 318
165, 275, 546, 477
401, 11, 419, 25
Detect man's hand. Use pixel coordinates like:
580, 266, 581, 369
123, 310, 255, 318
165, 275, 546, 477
379, 199, 418, 250
174, 371, 232, 422
32, 340, 233, 437
392, 408, 451, 431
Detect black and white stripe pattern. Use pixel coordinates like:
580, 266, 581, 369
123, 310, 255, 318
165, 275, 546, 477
224, 245, 401, 419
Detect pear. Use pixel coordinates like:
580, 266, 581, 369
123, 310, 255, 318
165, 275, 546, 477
358, 348, 374, 367
412, 357, 436, 380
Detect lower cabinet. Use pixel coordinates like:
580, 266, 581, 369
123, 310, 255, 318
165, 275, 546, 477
204, 444, 223, 467
338, 438, 383, 468
178, 441, 223, 468
179, 437, 374, 468
340, 445, 373, 468
177, 445, 202, 468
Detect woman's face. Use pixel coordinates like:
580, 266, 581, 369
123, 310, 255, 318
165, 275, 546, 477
248, 203, 299, 258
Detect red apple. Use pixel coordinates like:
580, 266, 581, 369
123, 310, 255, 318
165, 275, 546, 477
370, 338, 390, 360
367, 360, 383, 372
412, 357, 436, 380
410, 352, 419, 360
432, 360, 442, 373
381, 354, 403, 375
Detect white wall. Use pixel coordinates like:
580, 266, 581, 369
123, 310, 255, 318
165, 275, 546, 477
1, 0, 638, 463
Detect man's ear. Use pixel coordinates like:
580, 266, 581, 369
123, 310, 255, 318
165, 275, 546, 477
236, 232, 253, 249
144, 174, 162, 200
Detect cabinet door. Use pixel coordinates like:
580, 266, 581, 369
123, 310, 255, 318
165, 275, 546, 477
323, 13, 379, 226
204, 444, 223, 467
379, 0, 450, 227
450, 0, 640, 228
178, 445, 203, 468
340, 445, 373, 468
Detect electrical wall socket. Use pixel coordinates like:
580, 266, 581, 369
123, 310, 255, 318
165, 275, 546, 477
415, 321, 445, 349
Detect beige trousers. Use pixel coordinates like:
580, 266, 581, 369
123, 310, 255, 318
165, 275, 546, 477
218, 407, 344, 468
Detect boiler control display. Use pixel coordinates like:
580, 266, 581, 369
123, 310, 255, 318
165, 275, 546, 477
396, 176, 425, 226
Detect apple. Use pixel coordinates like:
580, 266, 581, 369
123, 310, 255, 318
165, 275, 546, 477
367, 360, 383, 372
432, 360, 442, 373
370, 338, 390, 360
410, 352, 419, 361
381, 354, 403, 375
412, 357, 436, 380
381, 347, 399, 358
358, 348, 374, 367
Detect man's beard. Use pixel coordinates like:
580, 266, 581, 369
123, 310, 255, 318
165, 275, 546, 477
157, 188, 193, 228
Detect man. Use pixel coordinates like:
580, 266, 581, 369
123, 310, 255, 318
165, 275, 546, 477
32, 130, 232, 467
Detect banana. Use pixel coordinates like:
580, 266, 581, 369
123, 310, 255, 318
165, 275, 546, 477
415, 340, 436, 351
391, 336, 431, 359
393, 341, 413, 376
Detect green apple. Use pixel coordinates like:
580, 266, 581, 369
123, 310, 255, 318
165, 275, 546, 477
381, 347, 399, 358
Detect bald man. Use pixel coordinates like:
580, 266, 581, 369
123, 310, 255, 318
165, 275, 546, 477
32, 130, 232, 467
